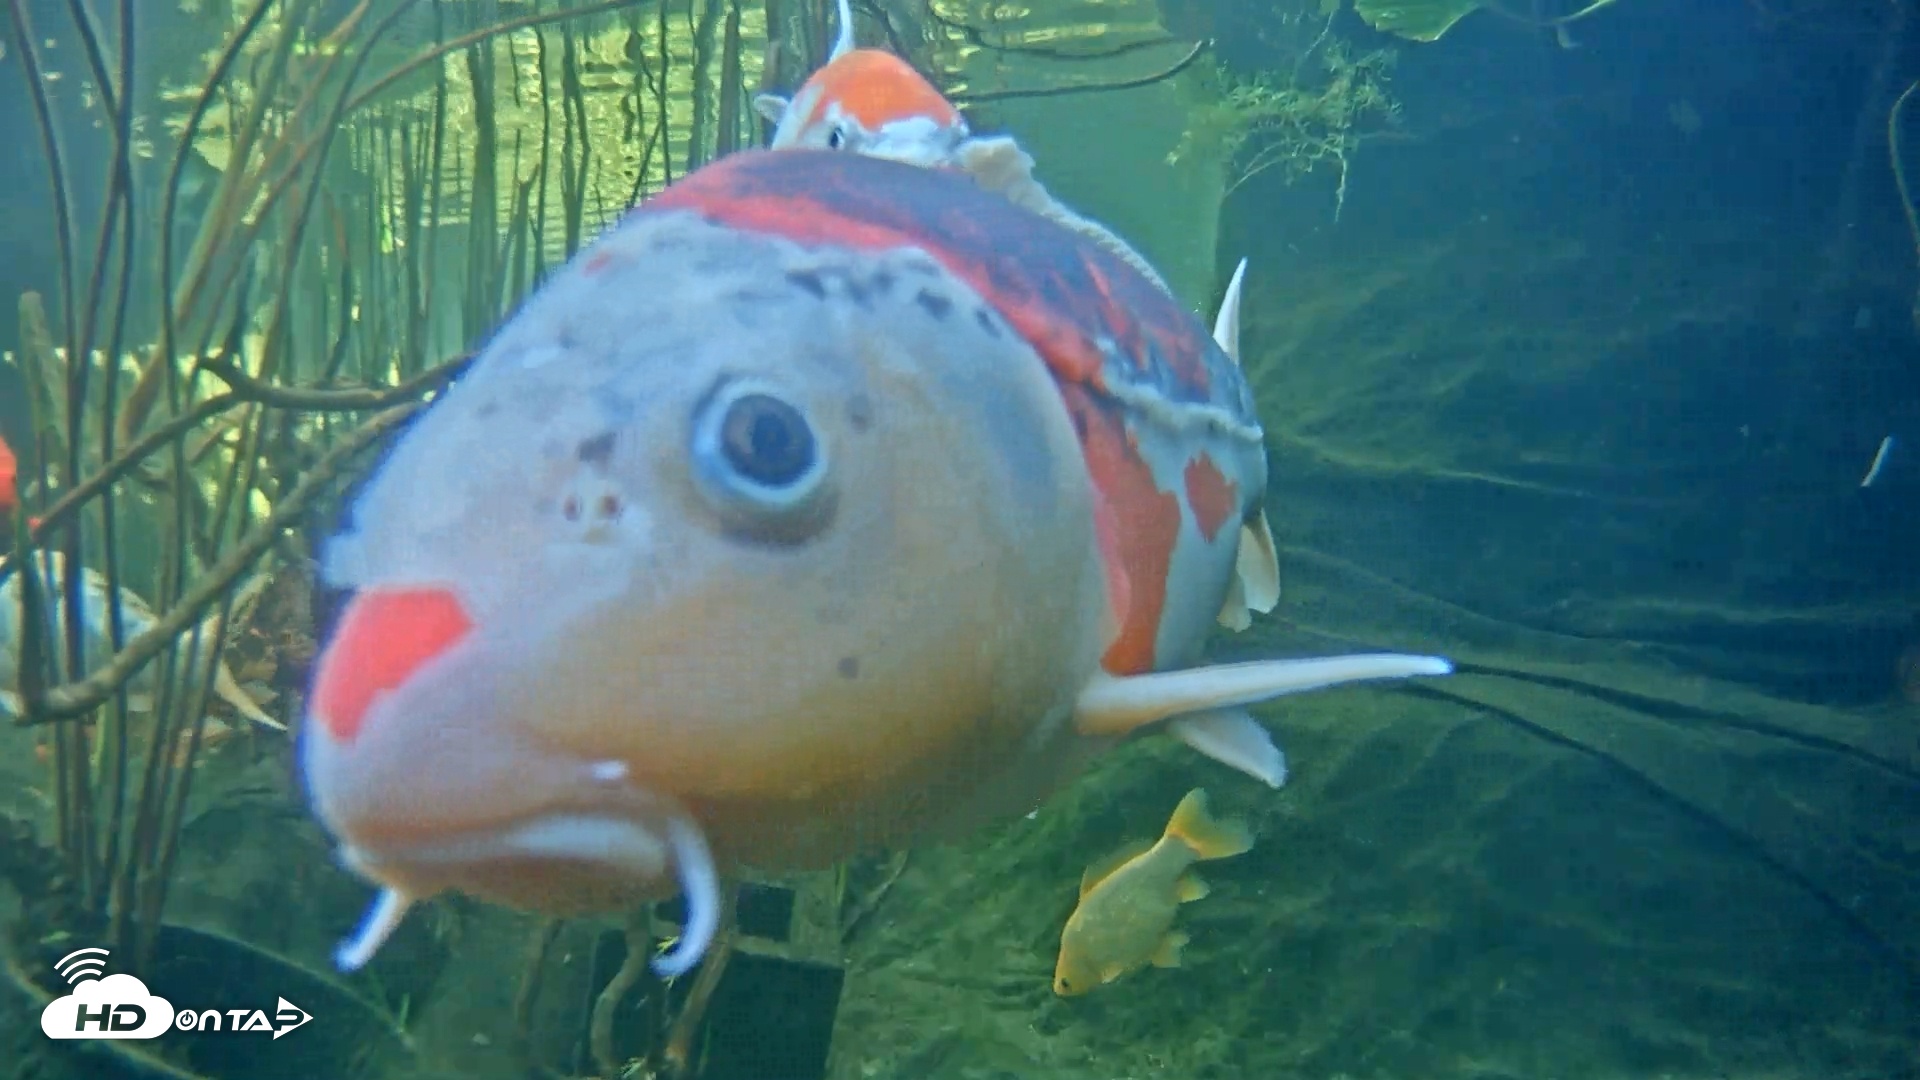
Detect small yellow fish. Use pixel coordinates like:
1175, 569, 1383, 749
1053, 788, 1251, 997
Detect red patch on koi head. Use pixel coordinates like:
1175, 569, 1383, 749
1182, 454, 1237, 543
312, 586, 474, 743
804, 49, 961, 132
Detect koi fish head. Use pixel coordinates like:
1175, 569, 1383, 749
299, 158, 1111, 974
754, 0, 967, 167
755, 48, 967, 168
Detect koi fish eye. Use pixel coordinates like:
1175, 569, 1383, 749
826, 124, 847, 150
691, 378, 834, 541
720, 393, 815, 486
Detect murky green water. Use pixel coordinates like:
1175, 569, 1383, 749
0, 2, 1915, 1078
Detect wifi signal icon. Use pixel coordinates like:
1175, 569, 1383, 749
54, 947, 110, 984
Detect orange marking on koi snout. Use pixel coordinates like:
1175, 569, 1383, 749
1182, 454, 1237, 543
312, 586, 474, 743
806, 50, 961, 131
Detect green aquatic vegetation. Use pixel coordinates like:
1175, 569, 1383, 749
1171, 43, 1398, 220
1, 3, 806, 1075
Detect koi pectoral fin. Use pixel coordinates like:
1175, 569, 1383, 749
1237, 512, 1280, 614
952, 135, 1040, 202
1175, 872, 1210, 903
1150, 930, 1189, 968
752, 93, 789, 125
1073, 653, 1453, 737
213, 660, 286, 731
1214, 512, 1280, 631
1168, 708, 1287, 788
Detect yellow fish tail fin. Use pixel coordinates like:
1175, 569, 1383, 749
1164, 788, 1253, 861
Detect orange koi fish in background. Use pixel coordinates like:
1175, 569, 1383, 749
298, 149, 1451, 981
0, 432, 16, 519
0, 550, 286, 730
754, 0, 1175, 292
753, 0, 967, 167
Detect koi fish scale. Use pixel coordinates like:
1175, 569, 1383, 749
645, 149, 1266, 674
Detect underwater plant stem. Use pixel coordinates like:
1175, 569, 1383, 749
87, 0, 141, 921
9, 0, 101, 901
690, 0, 725, 170
560, 20, 591, 257
152, 0, 426, 394
12, 401, 430, 723
510, 918, 565, 1066
4, 2, 81, 401
717, 0, 745, 158
181, 0, 637, 353
662, 886, 738, 1079
659, 0, 675, 186
423, 91, 448, 371
759, 0, 786, 138
533, 25, 556, 277
165, 0, 311, 381
351, 0, 645, 123
193, 350, 472, 411
951, 39, 1211, 104
465, 38, 502, 338
1891, 82, 1920, 273
138, 599, 243, 966
2, 357, 466, 585
123, 0, 276, 446
590, 908, 655, 1077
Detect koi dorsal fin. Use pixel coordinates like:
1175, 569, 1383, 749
1205, 259, 1280, 627
1212, 258, 1247, 364
831, 0, 856, 60
1079, 839, 1154, 898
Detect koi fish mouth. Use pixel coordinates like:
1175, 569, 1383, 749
303, 585, 724, 977
332, 807, 720, 979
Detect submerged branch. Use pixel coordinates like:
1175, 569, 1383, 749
951, 40, 1210, 104
194, 349, 472, 411
9, 352, 467, 579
